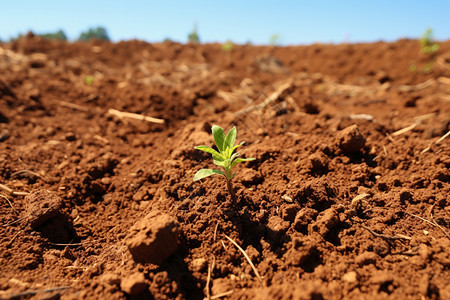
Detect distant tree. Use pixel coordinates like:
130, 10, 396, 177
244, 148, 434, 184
78, 26, 110, 41
188, 23, 200, 44
39, 29, 68, 41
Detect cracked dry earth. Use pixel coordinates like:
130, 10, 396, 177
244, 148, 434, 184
0, 34, 449, 299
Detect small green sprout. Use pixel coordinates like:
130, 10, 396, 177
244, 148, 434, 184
420, 28, 439, 54
84, 75, 94, 85
193, 125, 255, 204
222, 40, 234, 52
269, 34, 281, 46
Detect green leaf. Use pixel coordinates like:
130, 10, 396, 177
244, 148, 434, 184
232, 141, 245, 153
224, 126, 237, 150
230, 157, 256, 168
193, 169, 224, 181
213, 160, 227, 167
212, 125, 225, 152
194, 146, 223, 161
230, 153, 239, 162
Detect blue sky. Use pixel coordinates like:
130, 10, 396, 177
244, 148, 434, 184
1, 1, 449, 45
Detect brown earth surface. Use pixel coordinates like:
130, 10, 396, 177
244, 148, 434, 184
0, 33, 449, 299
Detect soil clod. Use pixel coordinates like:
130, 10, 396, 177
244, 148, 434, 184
336, 124, 366, 154
125, 211, 180, 265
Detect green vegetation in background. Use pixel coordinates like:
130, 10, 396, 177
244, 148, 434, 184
78, 26, 110, 42
222, 40, 234, 52
269, 34, 281, 46
410, 28, 440, 73
39, 29, 68, 41
188, 23, 200, 44
420, 28, 440, 54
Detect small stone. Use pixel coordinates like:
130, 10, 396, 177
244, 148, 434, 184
336, 124, 366, 153
281, 195, 293, 202
351, 193, 369, 208
342, 271, 358, 283
125, 211, 180, 265
120, 272, 147, 295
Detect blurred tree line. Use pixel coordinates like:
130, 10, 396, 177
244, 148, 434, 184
4, 26, 111, 42
78, 26, 110, 41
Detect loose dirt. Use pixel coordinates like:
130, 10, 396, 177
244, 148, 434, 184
0, 33, 449, 299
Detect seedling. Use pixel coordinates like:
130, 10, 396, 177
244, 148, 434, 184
84, 75, 94, 85
420, 28, 439, 54
193, 125, 255, 204
222, 40, 234, 64
222, 40, 234, 52
269, 34, 281, 46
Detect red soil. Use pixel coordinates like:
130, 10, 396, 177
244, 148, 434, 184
0, 33, 449, 299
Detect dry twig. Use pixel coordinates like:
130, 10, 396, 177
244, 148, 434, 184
391, 123, 418, 137
0, 183, 29, 196
107, 108, 165, 124
361, 225, 412, 241
405, 212, 449, 238
213, 222, 219, 242
205, 256, 215, 300
3, 214, 31, 227
6, 230, 22, 247
11, 169, 44, 181
397, 79, 436, 92
0, 193, 17, 213
422, 130, 450, 153
0, 286, 71, 299
392, 112, 437, 137
234, 81, 291, 117
209, 290, 234, 299
224, 234, 263, 286
58, 100, 89, 112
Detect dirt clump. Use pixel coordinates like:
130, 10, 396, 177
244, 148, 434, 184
125, 211, 180, 265
336, 124, 366, 154
120, 272, 148, 295
25, 189, 63, 228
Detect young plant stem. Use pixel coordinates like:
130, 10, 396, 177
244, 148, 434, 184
226, 179, 237, 205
